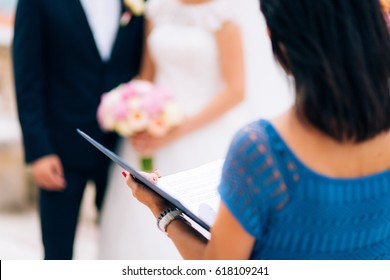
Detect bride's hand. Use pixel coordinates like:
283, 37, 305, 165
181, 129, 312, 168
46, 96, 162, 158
123, 170, 171, 216
130, 132, 149, 154
130, 130, 180, 155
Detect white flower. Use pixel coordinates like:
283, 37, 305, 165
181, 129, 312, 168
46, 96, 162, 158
103, 89, 122, 108
115, 120, 134, 136
124, 0, 145, 16
97, 90, 122, 130
128, 97, 142, 110
163, 101, 184, 127
102, 114, 116, 130
129, 109, 149, 132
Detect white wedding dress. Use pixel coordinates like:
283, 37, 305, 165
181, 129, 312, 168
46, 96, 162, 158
98, 0, 292, 259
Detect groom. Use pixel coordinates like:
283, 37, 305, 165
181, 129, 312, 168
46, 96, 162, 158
13, 0, 144, 259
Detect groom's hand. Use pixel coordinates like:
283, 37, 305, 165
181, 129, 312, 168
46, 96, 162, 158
31, 155, 66, 191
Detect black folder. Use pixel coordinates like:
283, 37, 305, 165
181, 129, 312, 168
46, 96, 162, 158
77, 129, 211, 232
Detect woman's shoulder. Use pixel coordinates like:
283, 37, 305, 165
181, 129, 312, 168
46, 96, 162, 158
226, 120, 281, 169
230, 119, 274, 150
219, 119, 291, 237
146, 0, 241, 31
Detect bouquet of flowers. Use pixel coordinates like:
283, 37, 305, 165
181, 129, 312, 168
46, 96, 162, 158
97, 80, 183, 171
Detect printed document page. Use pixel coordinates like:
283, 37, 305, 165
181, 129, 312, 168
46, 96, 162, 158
157, 159, 224, 227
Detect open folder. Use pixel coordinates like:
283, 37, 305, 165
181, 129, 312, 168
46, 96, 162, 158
77, 129, 223, 232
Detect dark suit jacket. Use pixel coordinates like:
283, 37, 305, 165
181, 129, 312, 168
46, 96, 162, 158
13, 0, 144, 169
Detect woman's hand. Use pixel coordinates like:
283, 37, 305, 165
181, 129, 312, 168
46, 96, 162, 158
123, 170, 254, 260
130, 129, 181, 155
123, 170, 171, 217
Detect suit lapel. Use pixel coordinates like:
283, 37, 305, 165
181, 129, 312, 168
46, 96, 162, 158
71, 0, 104, 64
110, 1, 127, 62
72, 0, 127, 64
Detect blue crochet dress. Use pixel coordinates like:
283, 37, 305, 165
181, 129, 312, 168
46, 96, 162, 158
218, 120, 390, 259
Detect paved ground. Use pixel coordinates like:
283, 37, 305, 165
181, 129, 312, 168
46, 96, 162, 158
0, 186, 99, 260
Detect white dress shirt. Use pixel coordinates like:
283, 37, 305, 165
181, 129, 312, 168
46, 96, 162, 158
80, 0, 121, 61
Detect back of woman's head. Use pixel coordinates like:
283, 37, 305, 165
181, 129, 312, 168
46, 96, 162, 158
261, 0, 390, 142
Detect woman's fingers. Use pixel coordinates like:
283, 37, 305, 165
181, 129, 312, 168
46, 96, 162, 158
139, 171, 159, 183
123, 172, 142, 197
121, 170, 171, 215
154, 169, 161, 178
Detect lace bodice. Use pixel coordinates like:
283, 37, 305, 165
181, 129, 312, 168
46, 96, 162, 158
144, 0, 241, 116
146, 0, 239, 31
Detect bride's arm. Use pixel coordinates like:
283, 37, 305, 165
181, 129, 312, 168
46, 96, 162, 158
137, 19, 155, 81
171, 21, 245, 138
133, 22, 245, 153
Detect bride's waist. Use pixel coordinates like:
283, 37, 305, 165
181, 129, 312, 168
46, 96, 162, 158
155, 75, 224, 114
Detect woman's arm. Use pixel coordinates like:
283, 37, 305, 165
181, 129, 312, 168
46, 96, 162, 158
137, 19, 155, 81
171, 21, 245, 138
126, 172, 255, 259
167, 202, 255, 259
132, 22, 245, 154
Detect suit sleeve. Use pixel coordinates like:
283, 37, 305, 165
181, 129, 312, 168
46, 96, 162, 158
13, 0, 55, 164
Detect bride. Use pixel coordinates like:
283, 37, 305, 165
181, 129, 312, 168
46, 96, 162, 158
98, 0, 291, 259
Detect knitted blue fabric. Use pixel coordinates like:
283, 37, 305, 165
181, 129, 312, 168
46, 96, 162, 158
218, 120, 390, 259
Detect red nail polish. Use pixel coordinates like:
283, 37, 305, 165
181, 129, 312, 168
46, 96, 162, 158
122, 172, 127, 178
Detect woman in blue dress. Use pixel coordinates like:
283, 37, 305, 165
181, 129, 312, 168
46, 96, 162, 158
124, 0, 390, 259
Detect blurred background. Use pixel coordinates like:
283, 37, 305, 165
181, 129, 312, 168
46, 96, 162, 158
0, 0, 98, 259
0, 0, 293, 260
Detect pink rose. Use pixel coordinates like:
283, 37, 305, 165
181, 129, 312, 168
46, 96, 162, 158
113, 102, 130, 120
141, 94, 163, 117
121, 83, 138, 100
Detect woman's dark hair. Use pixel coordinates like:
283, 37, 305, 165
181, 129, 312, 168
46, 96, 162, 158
261, 0, 390, 142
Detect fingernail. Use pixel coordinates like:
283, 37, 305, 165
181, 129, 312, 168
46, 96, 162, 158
154, 169, 161, 178
122, 172, 127, 178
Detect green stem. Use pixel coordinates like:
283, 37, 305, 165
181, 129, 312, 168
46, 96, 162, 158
140, 156, 153, 172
